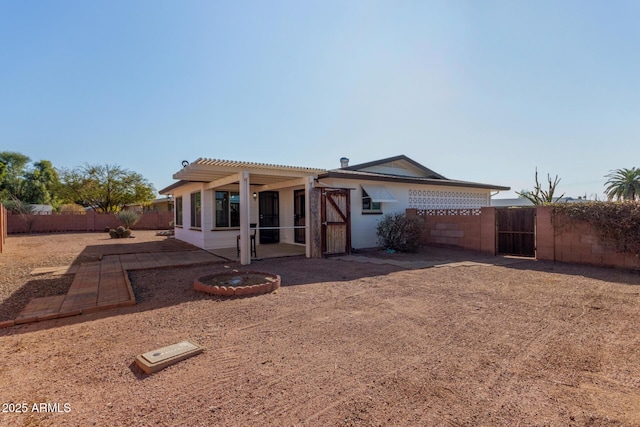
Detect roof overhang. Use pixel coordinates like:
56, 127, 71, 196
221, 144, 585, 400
160, 158, 327, 194
319, 171, 510, 191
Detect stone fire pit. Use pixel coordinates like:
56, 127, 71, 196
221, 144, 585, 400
194, 270, 281, 297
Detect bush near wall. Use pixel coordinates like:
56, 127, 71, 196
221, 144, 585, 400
554, 202, 640, 255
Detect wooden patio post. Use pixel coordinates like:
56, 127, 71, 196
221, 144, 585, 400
304, 176, 313, 258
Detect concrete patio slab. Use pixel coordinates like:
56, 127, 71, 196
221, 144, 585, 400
10, 249, 222, 327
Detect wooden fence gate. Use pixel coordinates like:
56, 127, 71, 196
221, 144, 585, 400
496, 208, 536, 257
321, 188, 351, 256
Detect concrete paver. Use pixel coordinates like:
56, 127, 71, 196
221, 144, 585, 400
10, 250, 221, 327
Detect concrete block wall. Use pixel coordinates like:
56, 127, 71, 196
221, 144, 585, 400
410, 205, 637, 269
0, 204, 6, 253
408, 208, 494, 254
537, 209, 639, 269
7, 211, 174, 234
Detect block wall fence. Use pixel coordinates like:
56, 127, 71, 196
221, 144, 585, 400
406, 207, 496, 255
535, 206, 639, 269
0, 204, 6, 253
408, 206, 639, 270
6, 211, 174, 234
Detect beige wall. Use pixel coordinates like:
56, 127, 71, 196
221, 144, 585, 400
408, 207, 496, 255
536, 206, 639, 269
321, 177, 492, 249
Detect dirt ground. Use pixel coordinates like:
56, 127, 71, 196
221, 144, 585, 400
0, 232, 639, 426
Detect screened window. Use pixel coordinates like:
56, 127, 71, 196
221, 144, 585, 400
362, 189, 381, 212
175, 196, 183, 226
215, 191, 240, 228
190, 191, 201, 228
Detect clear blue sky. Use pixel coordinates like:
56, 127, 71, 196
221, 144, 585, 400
2, 1, 639, 199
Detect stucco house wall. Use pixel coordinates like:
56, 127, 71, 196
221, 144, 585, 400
318, 177, 492, 249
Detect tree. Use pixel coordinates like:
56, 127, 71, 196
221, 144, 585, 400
0, 162, 6, 188
0, 151, 30, 200
604, 167, 640, 201
22, 160, 61, 205
58, 164, 156, 212
516, 168, 565, 205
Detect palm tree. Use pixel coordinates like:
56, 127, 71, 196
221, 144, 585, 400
604, 167, 640, 201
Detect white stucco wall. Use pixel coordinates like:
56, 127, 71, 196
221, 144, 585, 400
319, 178, 491, 249
172, 182, 206, 249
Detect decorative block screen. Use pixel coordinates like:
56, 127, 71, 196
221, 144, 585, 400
408, 190, 488, 211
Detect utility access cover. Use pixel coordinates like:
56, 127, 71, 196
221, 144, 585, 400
136, 341, 203, 374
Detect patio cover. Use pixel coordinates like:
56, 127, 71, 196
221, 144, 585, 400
160, 158, 327, 265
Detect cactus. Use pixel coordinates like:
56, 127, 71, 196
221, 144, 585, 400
116, 210, 140, 229
108, 225, 133, 238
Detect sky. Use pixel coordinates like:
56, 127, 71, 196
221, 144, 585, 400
2, 1, 639, 199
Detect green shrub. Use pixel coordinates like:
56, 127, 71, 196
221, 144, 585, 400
555, 201, 640, 254
116, 210, 140, 229
376, 212, 425, 253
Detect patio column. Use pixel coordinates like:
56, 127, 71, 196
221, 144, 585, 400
239, 171, 251, 265
305, 176, 313, 258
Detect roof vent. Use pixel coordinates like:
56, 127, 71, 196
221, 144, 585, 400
340, 157, 349, 168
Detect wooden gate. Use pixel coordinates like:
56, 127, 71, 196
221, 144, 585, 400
321, 189, 351, 256
496, 208, 536, 257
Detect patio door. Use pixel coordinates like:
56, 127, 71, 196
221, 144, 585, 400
259, 191, 279, 244
294, 190, 305, 244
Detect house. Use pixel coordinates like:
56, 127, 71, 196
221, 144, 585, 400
159, 155, 509, 264
124, 197, 174, 213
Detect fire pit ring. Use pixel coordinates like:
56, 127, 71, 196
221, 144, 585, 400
194, 270, 281, 297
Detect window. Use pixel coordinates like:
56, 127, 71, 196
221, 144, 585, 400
175, 196, 183, 226
362, 188, 381, 213
215, 191, 240, 228
190, 191, 201, 228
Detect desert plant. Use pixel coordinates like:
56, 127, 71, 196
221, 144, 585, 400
59, 203, 86, 213
376, 212, 425, 253
109, 225, 133, 239
516, 168, 565, 205
116, 210, 140, 229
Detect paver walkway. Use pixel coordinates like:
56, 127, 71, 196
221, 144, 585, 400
8, 250, 221, 327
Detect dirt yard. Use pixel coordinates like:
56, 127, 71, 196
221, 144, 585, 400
1, 232, 639, 426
